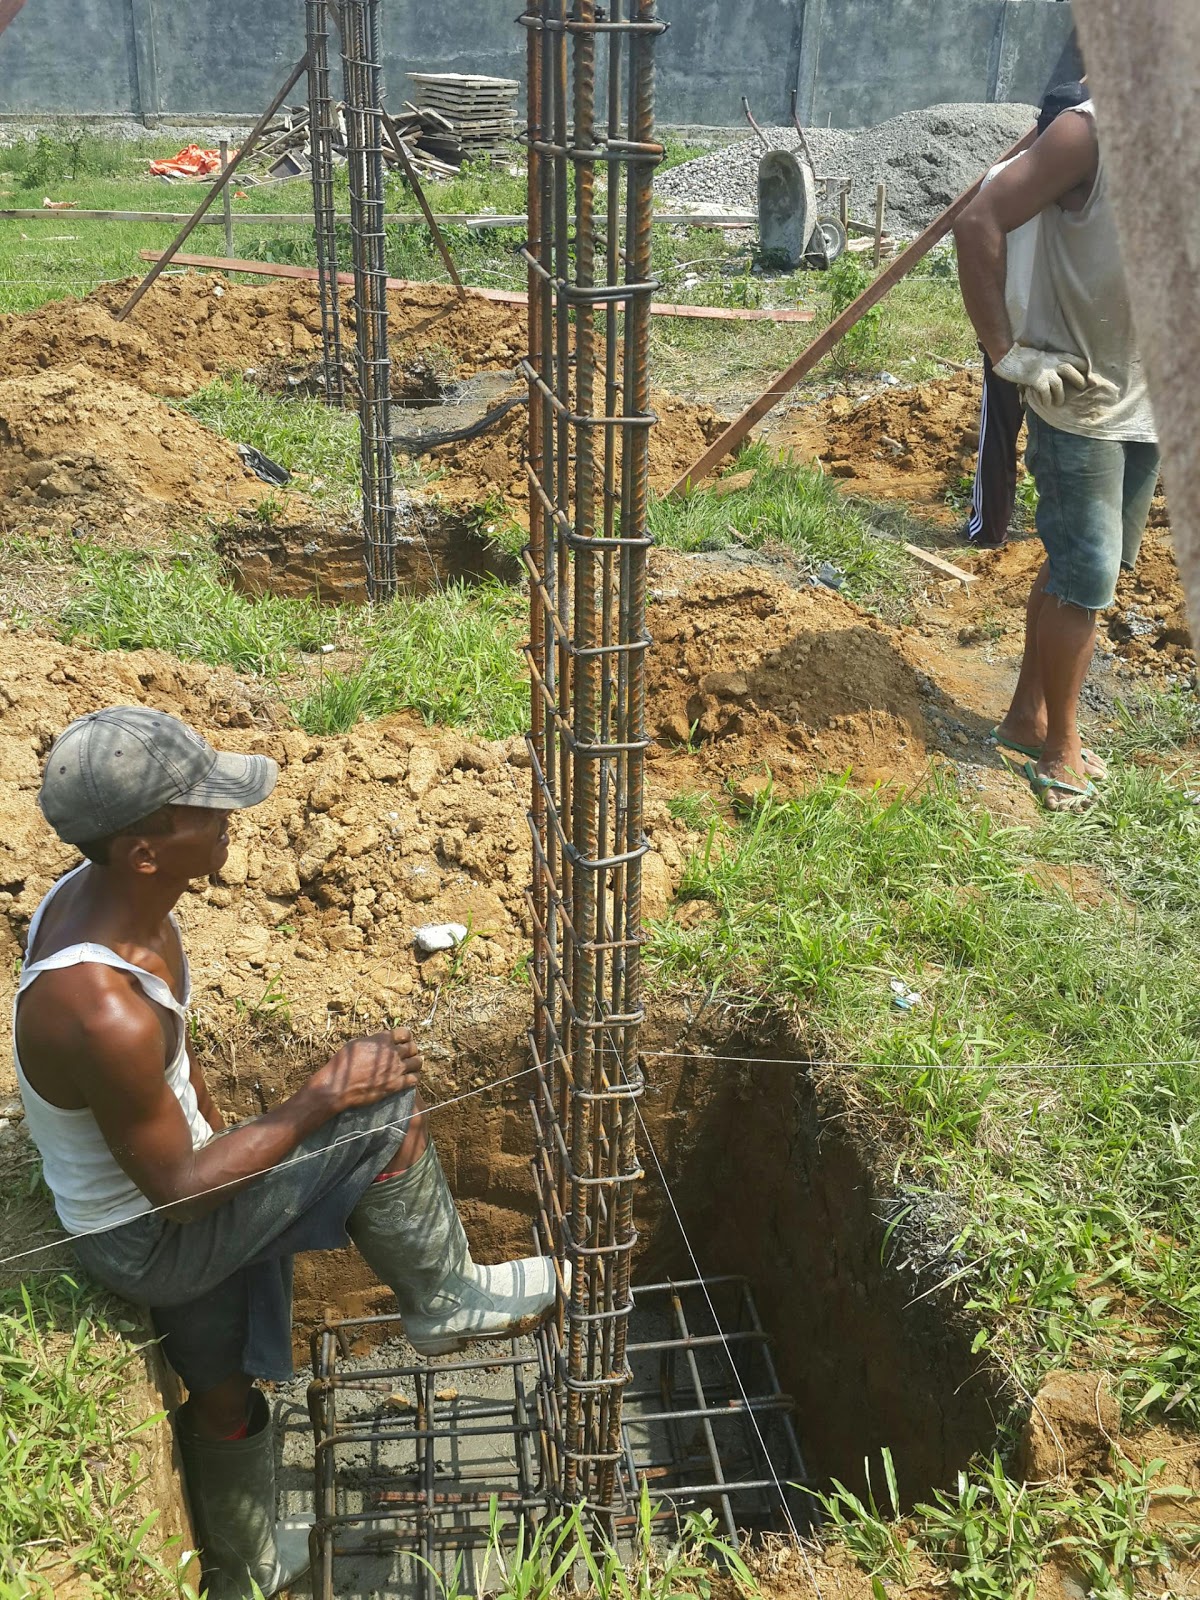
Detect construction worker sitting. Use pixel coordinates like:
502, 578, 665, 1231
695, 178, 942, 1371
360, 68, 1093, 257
13, 705, 557, 1600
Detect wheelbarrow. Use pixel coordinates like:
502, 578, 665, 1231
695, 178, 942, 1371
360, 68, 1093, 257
743, 92, 849, 270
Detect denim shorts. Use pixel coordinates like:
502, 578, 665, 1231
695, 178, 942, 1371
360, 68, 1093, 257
72, 1091, 414, 1393
1026, 412, 1160, 613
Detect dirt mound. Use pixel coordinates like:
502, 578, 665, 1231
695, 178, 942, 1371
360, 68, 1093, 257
0, 362, 265, 533
424, 392, 726, 509
0, 277, 528, 402
777, 373, 981, 511
646, 551, 935, 790
0, 634, 712, 1098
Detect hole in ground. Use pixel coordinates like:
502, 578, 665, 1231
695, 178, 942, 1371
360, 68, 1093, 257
217, 496, 521, 603
200, 1000, 1006, 1520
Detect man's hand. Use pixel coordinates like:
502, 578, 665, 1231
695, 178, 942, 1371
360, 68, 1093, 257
994, 344, 1090, 407
309, 1028, 424, 1115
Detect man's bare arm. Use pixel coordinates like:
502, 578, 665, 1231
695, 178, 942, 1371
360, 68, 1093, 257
954, 111, 1098, 363
186, 1043, 225, 1133
40, 966, 421, 1223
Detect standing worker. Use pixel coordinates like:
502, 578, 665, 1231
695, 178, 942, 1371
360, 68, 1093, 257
960, 80, 1089, 549
13, 707, 558, 1600
954, 87, 1158, 809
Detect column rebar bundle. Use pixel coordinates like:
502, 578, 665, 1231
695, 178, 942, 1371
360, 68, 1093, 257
340, 0, 398, 598
305, 0, 346, 407
519, 0, 666, 1525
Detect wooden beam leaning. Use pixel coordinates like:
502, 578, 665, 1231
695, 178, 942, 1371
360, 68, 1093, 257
115, 50, 312, 322
666, 125, 1039, 497
379, 106, 468, 302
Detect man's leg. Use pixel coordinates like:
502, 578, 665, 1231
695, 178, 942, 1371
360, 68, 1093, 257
998, 414, 1127, 806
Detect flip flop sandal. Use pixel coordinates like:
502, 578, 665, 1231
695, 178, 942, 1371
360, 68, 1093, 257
991, 727, 1107, 780
1020, 760, 1098, 813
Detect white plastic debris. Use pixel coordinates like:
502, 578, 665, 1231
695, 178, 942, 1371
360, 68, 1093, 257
889, 978, 923, 1011
414, 922, 469, 955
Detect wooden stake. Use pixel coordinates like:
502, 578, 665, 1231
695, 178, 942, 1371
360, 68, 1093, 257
666, 124, 1038, 497
116, 50, 311, 322
874, 182, 887, 268
379, 107, 468, 302
219, 141, 234, 260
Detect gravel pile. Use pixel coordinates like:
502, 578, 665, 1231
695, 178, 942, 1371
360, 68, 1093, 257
658, 102, 1038, 234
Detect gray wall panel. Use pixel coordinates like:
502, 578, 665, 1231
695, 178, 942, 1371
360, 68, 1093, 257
0, 0, 1079, 129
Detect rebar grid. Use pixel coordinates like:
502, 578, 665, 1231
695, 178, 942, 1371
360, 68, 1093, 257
307, 1282, 809, 1599
305, 0, 347, 406
619, 1279, 816, 1545
307, 1318, 549, 1600
340, 0, 398, 597
519, 0, 666, 1524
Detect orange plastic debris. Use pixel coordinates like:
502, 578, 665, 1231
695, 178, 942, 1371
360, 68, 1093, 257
148, 145, 229, 179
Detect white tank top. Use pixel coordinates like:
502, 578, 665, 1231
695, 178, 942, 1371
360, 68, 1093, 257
12, 863, 213, 1236
1022, 103, 1157, 444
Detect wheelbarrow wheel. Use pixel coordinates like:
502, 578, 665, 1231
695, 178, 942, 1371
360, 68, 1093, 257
807, 215, 848, 269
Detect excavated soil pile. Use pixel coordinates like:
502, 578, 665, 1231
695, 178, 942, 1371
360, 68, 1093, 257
778, 372, 981, 510
646, 552, 935, 789
0, 277, 528, 400
0, 633, 711, 1093
0, 362, 263, 534
425, 392, 726, 510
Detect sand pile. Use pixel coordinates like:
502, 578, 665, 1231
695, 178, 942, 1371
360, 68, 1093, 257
646, 552, 934, 790
0, 362, 264, 533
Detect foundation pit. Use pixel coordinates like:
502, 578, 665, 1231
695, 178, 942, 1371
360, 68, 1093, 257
200, 1009, 1007, 1594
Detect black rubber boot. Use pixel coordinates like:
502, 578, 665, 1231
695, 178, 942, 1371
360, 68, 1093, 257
175, 1388, 312, 1600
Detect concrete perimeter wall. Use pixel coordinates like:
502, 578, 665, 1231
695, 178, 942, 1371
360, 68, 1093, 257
0, 0, 1080, 130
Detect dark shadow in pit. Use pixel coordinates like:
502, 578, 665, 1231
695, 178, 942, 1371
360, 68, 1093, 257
635, 1032, 1010, 1507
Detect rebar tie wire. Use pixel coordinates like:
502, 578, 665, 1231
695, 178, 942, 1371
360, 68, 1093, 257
519, 0, 665, 1526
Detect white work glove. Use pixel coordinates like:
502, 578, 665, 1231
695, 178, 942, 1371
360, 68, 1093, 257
993, 345, 1090, 407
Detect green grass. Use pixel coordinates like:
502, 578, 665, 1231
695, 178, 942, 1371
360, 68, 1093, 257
57, 540, 527, 740
295, 581, 527, 739
647, 441, 909, 600
651, 768, 1200, 1427
181, 375, 367, 513
61, 542, 338, 674
0, 1276, 193, 1599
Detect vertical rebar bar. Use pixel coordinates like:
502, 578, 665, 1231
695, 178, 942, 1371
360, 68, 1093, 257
340, 0, 397, 598
305, 0, 346, 405
520, 0, 665, 1527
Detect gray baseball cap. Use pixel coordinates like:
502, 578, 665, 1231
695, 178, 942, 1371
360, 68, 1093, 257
39, 706, 278, 845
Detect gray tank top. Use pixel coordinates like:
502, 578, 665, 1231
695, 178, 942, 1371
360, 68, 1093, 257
1022, 103, 1157, 445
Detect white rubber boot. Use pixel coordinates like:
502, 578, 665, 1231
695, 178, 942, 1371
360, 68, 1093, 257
175, 1389, 312, 1600
346, 1141, 556, 1356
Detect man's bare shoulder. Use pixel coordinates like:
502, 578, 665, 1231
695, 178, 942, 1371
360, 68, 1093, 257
19, 961, 165, 1074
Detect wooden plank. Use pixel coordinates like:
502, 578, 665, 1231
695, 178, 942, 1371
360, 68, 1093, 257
666, 124, 1039, 497
0, 206, 757, 229
0, 0, 29, 35
902, 542, 976, 584
136, 249, 817, 323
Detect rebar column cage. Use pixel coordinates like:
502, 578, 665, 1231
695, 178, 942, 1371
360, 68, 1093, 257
340, 0, 398, 598
305, 0, 347, 407
519, 0, 666, 1524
